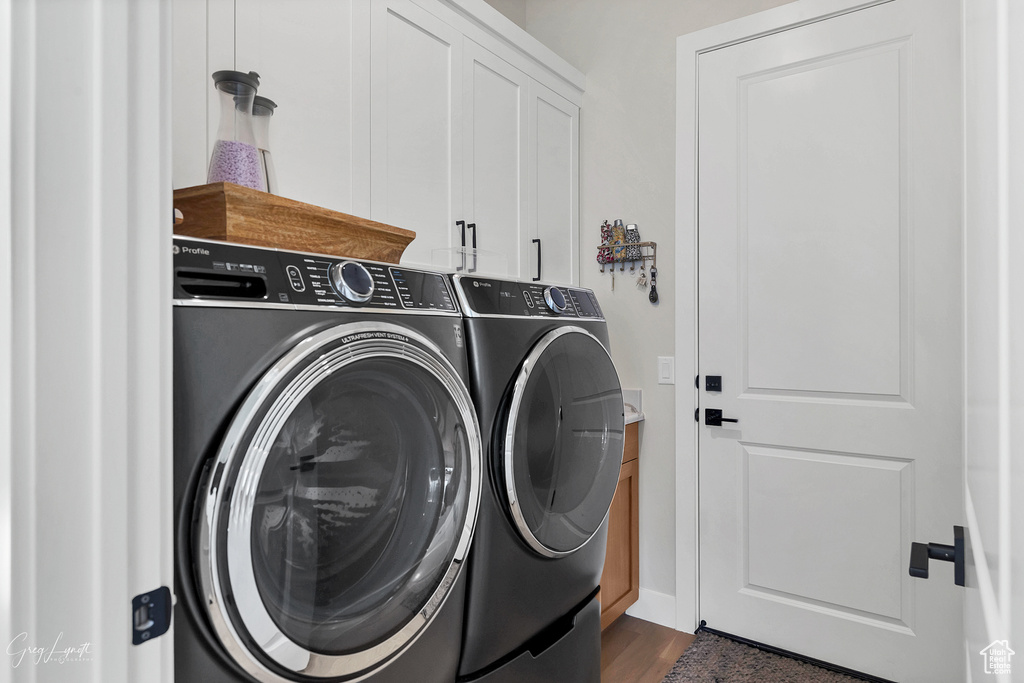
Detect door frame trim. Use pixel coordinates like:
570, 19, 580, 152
962, 0, 1022, 673
673, 0, 895, 633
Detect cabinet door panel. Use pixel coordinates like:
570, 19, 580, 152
463, 40, 528, 278
370, 0, 462, 268
235, 0, 356, 212
172, 0, 234, 190
600, 457, 640, 630
528, 81, 579, 285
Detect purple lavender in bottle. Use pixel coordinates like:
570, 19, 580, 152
208, 70, 265, 191
208, 139, 263, 190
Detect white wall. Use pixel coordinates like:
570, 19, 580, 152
482, 0, 527, 28
485, 0, 794, 625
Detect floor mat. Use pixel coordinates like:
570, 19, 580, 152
661, 630, 870, 683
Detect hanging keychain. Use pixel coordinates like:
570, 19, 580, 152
636, 261, 648, 289
648, 251, 659, 303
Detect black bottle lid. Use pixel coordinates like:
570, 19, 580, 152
211, 70, 261, 91
253, 95, 277, 116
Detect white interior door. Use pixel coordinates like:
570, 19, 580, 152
697, 2, 963, 681
463, 39, 528, 278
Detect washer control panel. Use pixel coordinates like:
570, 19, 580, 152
173, 237, 459, 314
453, 275, 603, 319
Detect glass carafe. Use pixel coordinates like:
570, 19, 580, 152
252, 95, 278, 195
207, 70, 265, 191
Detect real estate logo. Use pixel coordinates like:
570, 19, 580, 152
980, 640, 1014, 676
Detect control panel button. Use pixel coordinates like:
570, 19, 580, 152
543, 286, 567, 314
285, 265, 305, 292
329, 261, 375, 303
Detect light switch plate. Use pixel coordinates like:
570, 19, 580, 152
657, 357, 675, 385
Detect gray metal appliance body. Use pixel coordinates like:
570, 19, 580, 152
451, 275, 623, 682
173, 237, 479, 683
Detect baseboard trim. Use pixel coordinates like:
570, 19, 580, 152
624, 588, 678, 630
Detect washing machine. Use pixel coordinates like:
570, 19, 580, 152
173, 236, 481, 683
450, 275, 624, 683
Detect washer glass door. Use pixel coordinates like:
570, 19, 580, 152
195, 322, 480, 682
503, 326, 624, 557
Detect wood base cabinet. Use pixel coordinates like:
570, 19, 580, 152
600, 421, 640, 630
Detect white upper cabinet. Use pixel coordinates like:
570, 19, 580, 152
369, 0, 464, 269
235, 0, 360, 214
462, 39, 529, 278
171, 0, 583, 284
528, 80, 578, 286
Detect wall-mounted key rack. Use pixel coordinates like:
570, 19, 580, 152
596, 240, 657, 272
595, 240, 660, 303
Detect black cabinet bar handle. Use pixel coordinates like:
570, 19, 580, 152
533, 238, 542, 281
468, 223, 477, 249
467, 224, 478, 274
455, 220, 466, 272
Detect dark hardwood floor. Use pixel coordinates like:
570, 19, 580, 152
601, 615, 695, 683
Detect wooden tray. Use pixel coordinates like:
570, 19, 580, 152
173, 182, 416, 264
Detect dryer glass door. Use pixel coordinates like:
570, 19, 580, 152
194, 323, 480, 681
503, 327, 624, 557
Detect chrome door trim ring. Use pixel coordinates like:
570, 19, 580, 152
194, 321, 481, 682
502, 325, 621, 558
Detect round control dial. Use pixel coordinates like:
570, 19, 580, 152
329, 261, 375, 304
543, 286, 568, 314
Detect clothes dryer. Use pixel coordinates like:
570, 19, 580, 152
451, 275, 624, 683
173, 237, 481, 683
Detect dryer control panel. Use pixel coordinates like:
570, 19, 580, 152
173, 237, 459, 314
452, 275, 604, 320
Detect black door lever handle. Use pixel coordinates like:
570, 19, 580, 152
704, 409, 738, 427
909, 525, 965, 586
